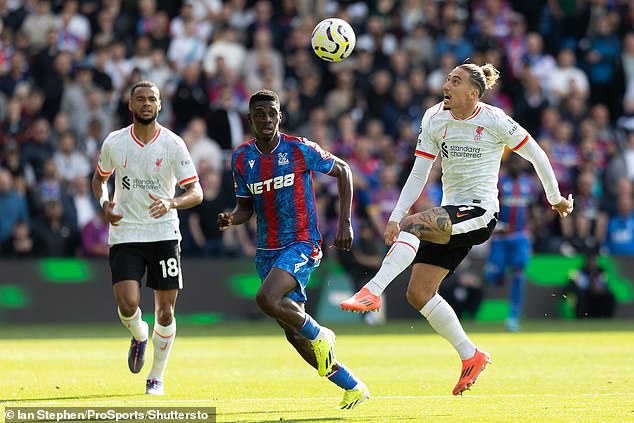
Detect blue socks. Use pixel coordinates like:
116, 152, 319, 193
509, 269, 526, 320
298, 314, 321, 341
327, 364, 359, 390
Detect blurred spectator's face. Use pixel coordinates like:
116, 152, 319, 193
43, 159, 58, 179
371, 70, 392, 95
59, 134, 75, 153
558, 49, 575, 68
578, 171, 594, 195
0, 170, 12, 193
617, 193, 633, 215
526, 33, 543, 54
33, 119, 50, 142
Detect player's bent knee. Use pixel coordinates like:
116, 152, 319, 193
155, 309, 174, 326
255, 291, 278, 317
406, 286, 433, 311
117, 301, 138, 318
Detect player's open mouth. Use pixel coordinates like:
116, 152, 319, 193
443, 94, 451, 100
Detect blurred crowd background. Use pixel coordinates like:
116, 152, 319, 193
0, 0, 633, 264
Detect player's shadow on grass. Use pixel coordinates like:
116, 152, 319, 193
1, 393, 139, 403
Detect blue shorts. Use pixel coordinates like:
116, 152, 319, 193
255, 241, 323, 303
484, 234, 531, 282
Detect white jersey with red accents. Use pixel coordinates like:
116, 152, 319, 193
415, 102, 530, 212
96, 124, 199, 245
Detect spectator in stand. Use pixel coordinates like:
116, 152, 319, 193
437, 20, 474, 65
567, 251, 616, 318
186, 161, 234, 256
80, 205, 109, 257
171, 63, 208, 131
182, 117, 223, 172
22, 118, 55, 181
0, 168, 30, 246
549, 48, 590, 106
32, 198, 79, 257
0, 220, 35, 258
167, 18, 206, 73
53, 132, 90, 186
20, 0, 57, 52
202, 26, 246, 78
561, 170, 608, 254
580, 13, 623, 119
604, 186, 634, 255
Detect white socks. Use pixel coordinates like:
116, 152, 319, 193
118, 307, 149, 342
420, 294, 476, 360
148, 319, 176, 381
365, 231, 420, 296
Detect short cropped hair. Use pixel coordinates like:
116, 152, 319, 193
249, 89, 280, 109
130, 80, 159, 98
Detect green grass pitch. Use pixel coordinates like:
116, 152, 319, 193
1, 320, 633, 422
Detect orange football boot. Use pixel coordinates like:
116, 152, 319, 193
453, 349, 491, 396
340, 288, 382, 313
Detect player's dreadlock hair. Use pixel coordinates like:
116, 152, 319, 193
130, 80, 159, 98
458, 63, 500, 98
249, 89, 280, 109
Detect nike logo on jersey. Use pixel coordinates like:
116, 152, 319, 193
123, 156, 128, 168
442, 126, 448, 139
159, 341, 169, 351
456, 212, 469, 218
248, 160, 255, 169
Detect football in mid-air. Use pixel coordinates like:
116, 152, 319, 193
311, 18, 356, 62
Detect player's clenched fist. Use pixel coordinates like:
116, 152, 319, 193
217, 212, 233, 231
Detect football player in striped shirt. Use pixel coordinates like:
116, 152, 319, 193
218, 89, 369, 409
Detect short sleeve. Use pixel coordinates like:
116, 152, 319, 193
96, 138, 114, 176
414, 106, 441, 160
175, 141, 199, 187
300, 139, 335, 174
232, 150, 250, 197
497, 113, 531, 152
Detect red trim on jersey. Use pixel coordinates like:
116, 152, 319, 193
262, 154, 279, 248
429, 102, 444, 119
129, 125, 162, 147
96, 163, 113, 176
292, 145, 310, 242
415, 150, 436, 160
512, 135, 529, 151
450, 106, 481, 121
178, 175, 198, 187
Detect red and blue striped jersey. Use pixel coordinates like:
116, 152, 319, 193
497, 174, 536, 235
232, 133, 335, 249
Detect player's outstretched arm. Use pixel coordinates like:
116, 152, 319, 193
218, 197, 254, 231
513, 137, 574, 218
328, 156, 353, 250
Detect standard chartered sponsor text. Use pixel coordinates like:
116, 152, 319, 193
449, 145, 481, 158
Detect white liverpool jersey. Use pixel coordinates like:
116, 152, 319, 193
97, 124, 199, 245
415, 102, 530, 212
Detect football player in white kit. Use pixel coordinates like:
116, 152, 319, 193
341, 64, 574, 396
92, 81, 203, 395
